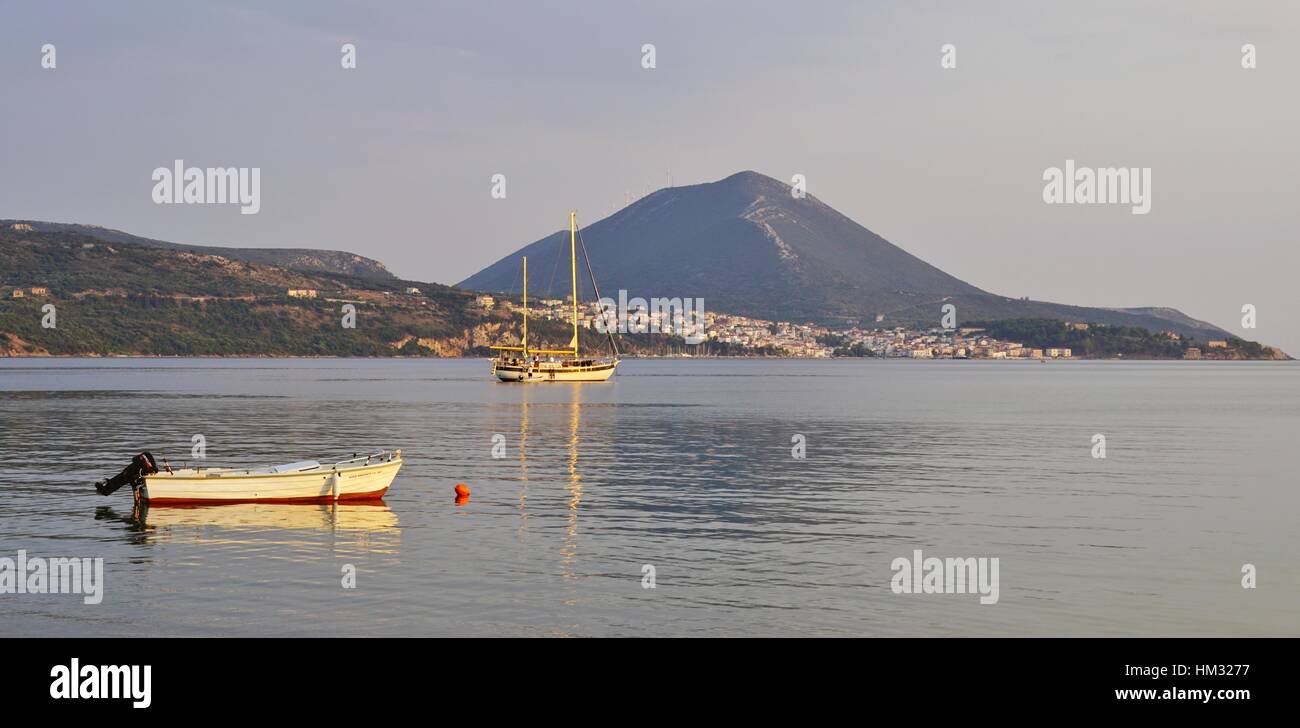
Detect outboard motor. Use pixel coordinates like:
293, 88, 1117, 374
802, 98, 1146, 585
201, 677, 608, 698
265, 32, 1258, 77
95, 452, 159, 496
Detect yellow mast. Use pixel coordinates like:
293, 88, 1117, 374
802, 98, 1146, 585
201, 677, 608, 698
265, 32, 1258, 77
522, 256, 528, 358
570, 211, 579, 358
488, 256, 533, 356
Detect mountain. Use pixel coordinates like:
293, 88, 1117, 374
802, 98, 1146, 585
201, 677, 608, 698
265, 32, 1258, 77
1, 220, 395, 280
460, 171, 1231, 340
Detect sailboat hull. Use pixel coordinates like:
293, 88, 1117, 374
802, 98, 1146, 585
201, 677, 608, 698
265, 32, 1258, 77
494, 360, 618, 382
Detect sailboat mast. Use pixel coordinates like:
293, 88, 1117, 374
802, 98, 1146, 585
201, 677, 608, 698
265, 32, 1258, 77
522, 256, 528, 357
570, 211, 579, 357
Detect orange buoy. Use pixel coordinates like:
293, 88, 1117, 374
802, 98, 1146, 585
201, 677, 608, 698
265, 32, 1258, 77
454, 483, 470, 497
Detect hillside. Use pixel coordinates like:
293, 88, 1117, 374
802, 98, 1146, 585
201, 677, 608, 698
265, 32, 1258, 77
0, 225, 472, 356
461, 171, 1232, 341
965, 319, 1288, 360
1, 220, 395, 280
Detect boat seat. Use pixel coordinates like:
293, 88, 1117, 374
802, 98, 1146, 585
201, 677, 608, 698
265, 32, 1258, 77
260, 460, 322, 474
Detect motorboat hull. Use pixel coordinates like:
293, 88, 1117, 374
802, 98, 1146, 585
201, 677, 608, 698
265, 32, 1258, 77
141, 454, 402, 505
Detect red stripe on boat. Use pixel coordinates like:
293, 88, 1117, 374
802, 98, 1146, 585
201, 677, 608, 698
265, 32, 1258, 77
144, 486, 389, 505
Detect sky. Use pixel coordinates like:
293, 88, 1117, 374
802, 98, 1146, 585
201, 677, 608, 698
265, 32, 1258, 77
2, 1, 1298, 353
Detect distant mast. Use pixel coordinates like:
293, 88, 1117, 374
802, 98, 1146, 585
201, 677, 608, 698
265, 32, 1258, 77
522, 256, 528, 358
569, 211, 580, 357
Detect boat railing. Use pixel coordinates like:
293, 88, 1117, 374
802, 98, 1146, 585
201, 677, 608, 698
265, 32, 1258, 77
156, 450, 400, 477
331, 450, 401, 468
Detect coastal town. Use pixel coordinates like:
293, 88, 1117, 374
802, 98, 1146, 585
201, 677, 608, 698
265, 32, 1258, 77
489, 293, 1278, 360
480, 293, 1074, 359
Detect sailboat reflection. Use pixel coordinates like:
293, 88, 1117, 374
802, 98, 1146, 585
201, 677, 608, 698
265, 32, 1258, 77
560, 384, 583, 578
517, 384, 531, 535
512, 383, 587, 579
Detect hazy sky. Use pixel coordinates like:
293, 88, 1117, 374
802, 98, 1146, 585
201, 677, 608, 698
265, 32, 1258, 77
3, 1, 1298, 352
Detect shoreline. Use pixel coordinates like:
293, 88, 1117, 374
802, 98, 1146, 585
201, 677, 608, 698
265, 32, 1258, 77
0, 353, 1291, 362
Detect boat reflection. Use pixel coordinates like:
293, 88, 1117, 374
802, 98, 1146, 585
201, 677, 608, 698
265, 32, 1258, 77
95, 500, 400, 554
517, 383, 531, 536
560, 384, 583, 578
511, 383, 588, 580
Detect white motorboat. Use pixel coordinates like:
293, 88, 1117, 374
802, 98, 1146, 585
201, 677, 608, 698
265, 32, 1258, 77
96, 451, 402, 504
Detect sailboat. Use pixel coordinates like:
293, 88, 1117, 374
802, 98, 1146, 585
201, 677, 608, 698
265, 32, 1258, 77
491, 211, 620, 382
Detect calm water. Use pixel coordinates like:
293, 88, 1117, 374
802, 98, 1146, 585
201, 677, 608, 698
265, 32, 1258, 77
0, 358, 1296, 637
